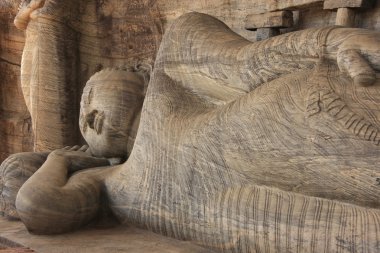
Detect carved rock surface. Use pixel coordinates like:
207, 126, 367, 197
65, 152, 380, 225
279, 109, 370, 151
0, 152, 48, 219
0, 1, 33, 162
16, 0, 163, 152
6, 10, 380, 252
324, 0, 375, 10
245, 11, 294, 30
103, 13, 380, 252
2, 0, 380, 160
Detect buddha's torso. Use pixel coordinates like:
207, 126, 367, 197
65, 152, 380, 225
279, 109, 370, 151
106, 64, 380, 228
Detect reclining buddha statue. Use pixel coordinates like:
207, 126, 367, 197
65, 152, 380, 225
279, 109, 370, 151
2, 7, 380, 253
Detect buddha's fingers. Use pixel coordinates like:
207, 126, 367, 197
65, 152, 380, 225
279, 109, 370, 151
79, 145, 89, 152
68, 145, 80, 151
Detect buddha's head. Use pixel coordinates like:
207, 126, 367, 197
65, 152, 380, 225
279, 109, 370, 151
79, 66, 149, 158
14, 0, 77, 30
15, 0, 48, 30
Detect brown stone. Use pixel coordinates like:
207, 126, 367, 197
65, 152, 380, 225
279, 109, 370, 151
2, 1, 380, 252
336, 8, 356, 27
245, 0, 323, 14
4, 11, 380, 252
14, 0, 163, 152
1, 0, 380, 163
0, 2, 33, 162
324, 0, 375, 10
276, 0, 324, 11
245, 11, 294, 30
256, 27, 280, 40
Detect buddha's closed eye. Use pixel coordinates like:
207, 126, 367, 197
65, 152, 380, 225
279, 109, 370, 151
85, 110, 104, 134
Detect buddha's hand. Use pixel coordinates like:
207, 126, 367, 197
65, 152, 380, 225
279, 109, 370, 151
329, 28, 380, 87
49, 145, 110, 172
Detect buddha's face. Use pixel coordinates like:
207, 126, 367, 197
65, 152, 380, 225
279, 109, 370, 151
79, 70, 145, 158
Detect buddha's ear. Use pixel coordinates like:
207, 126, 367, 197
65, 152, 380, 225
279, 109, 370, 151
134, 63, 152, 93
135, 63, 152, 75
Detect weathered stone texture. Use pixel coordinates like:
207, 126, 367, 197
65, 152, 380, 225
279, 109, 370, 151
336, 8, 356, 26
12, 0, 164, 152
10, 12, 380, 251
1, 1, 380, 252
359, 0, 380, 30
1, 0, 380, 159
0, 1, 33, 162
324, 0, 375, 10
256, 27, 281, 41
245, 11, 294, 30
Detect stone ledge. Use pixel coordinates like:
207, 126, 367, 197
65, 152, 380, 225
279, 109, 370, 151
324, 0, 375, 10
248, 0, 323, 14
245, 11, 294, 30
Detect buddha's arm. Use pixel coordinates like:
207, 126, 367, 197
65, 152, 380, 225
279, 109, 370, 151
15, 146, 112, 234
158, 13, 380, 96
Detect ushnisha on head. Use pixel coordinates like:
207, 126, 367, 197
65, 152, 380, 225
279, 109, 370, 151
79, 65, 150, 159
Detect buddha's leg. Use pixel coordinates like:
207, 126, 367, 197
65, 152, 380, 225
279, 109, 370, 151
192, 68, 380, 251
0, 152, 48, 219
159, 12, 380, 100
132, 67, 380, 251
15, 146, 114, 234
198, 186, 380, 253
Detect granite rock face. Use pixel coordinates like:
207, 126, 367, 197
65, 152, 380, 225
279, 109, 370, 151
0, 1, 33, 162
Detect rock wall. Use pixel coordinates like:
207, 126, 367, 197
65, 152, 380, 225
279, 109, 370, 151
0, 1, 33, 162
0, 0, 380, 160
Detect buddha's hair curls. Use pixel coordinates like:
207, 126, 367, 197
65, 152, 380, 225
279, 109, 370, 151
88, 63, 151, 94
